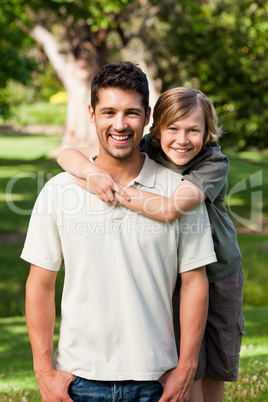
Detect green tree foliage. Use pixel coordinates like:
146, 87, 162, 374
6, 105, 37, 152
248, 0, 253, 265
13, 0, 133, 69
1, 0, 268, 149
0, 0, 36, 117
147, 0, 268, 149
0, 0, 132, 119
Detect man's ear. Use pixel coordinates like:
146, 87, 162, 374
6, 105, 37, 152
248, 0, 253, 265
88, 105, 96, 125
145, 106, 151, 126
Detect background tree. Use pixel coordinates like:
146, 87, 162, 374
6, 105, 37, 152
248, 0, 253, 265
146, 0, 268, 149
2, 0, 159, 149
1, 0, 268, 149
0, 0, 36, 118
23, 0, 136, 148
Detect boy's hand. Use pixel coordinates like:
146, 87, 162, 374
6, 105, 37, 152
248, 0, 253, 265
75, 173, 130, 205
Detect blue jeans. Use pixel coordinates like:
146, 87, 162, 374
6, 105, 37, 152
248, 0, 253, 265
68, 377, 163, 401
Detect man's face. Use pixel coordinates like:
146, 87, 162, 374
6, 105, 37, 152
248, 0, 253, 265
89, 88, 150, 160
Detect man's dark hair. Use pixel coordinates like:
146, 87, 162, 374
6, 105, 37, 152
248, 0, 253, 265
91, 61, 149, 111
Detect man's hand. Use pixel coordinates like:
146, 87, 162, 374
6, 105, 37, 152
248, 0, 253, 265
35, 368, 74, 402
158, 366, 195, 402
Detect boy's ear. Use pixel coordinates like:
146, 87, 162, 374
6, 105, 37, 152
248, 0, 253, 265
88, 105, 96, 125
156, 131, 161, 140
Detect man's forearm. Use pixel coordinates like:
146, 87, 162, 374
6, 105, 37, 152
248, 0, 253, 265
179, 267, 209, 372
26, 266, 73, 401
25, 265, 57, 374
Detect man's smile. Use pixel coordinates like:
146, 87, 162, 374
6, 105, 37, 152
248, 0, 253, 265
110, 134, 132, 141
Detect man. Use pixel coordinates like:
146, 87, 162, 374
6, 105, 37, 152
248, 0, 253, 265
22, 62, 216, 401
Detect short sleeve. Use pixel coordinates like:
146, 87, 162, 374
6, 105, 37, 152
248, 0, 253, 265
182, 147, 229, 203
20, 179, 63, 271
177, 202, 217, 273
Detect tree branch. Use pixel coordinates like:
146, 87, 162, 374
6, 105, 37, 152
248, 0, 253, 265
30, 25, 73, 86
128, 5, 160, 42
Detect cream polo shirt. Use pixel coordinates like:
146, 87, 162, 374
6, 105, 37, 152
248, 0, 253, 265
21, 154, 216, 381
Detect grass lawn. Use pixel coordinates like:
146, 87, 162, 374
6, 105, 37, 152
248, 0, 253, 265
237, 234, 268, 307
0, 102, 67, 127
0, 243, 65, 317
225, 148, 268, 232
0, 132, 62, 233
0, 316, 61, 401
224, 306, 268, 401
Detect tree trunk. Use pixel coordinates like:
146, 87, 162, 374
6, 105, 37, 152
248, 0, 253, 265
121, 42, 160, 132
31, 25, 100, 153
61, 67, 97, 150
138, 60, 160, 131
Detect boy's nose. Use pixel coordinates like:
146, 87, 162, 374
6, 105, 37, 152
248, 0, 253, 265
176, 131, 189, 145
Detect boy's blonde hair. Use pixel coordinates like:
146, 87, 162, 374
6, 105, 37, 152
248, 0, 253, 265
150, 87, 222, 147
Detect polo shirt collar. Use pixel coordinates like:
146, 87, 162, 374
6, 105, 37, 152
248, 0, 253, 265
90, 153, 157, 189
129, 153, 156, 188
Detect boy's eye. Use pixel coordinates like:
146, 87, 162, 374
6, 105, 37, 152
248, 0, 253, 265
168, 127, 177, 131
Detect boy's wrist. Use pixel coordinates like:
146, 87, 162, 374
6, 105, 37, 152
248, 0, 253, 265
177, 351, 199, 372
176, 359, 197, 379
83, 163, 106, 178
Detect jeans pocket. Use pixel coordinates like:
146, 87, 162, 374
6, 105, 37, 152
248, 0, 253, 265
70, 376, 80, 385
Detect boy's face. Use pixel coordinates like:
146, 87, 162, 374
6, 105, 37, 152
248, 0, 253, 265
158, 107, 205, 166
89, 87, 150, 160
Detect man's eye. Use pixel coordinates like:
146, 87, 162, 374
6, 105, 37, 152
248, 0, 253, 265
168, 127, 177, 131
128, 111, 139, 116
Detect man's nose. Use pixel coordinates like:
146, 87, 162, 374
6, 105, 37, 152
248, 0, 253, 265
113, 114, 128, 131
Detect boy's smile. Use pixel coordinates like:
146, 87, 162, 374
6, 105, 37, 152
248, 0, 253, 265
158, 107, 206, 166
